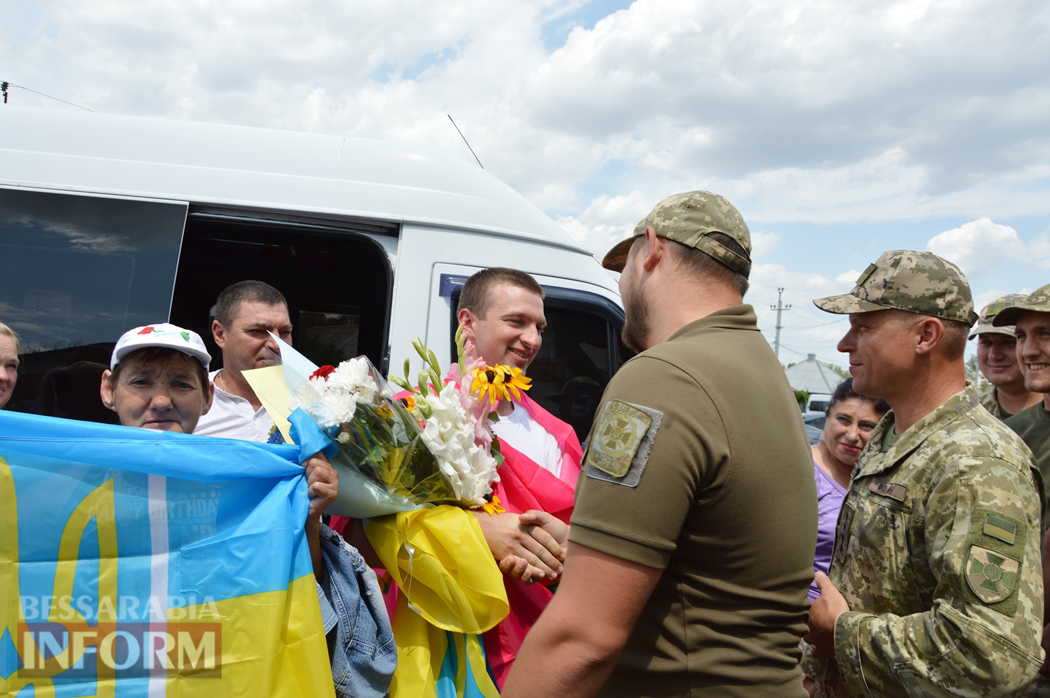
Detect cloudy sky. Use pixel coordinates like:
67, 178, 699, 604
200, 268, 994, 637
4, 0, 1050, 372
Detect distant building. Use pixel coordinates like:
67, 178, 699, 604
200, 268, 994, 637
784, 354, 840, 395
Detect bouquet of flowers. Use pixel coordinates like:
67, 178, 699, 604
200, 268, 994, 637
279, 328, 530, 517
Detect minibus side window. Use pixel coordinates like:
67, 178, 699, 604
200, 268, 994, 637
0, 188, 186, 418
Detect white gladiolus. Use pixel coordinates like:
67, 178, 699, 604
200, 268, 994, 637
419, 383, 499, 506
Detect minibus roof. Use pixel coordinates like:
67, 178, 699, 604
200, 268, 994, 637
0, 106, 589, 253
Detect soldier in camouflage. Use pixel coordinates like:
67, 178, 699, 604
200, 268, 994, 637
804, 250, 1044, 697
971, 294, 1040, 419
994, 284, 1050, 697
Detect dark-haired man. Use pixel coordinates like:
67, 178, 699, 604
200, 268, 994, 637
456, 267, 584, 689
505, 192, 816, 697
194, 280, 293, 441
805, 251, 1043, 696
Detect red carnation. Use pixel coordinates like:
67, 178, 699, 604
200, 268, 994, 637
311, 365, 337, 381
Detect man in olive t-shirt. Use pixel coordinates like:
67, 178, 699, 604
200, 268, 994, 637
997, 283, 1050, 697
502, 192, 817, 698
999, 283, 1050, 514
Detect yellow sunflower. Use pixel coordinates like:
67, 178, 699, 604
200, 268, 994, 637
470, 365, 532, 405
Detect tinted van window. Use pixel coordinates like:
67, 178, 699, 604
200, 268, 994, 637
0, 187, 186, 414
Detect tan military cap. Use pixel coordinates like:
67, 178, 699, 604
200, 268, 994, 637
602, 191, 752, 277
992, 283, 1050, 326
969, 293, 1028, 340
813, 249, 978, 326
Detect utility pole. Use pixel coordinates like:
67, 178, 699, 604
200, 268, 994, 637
770, 287, 791, 358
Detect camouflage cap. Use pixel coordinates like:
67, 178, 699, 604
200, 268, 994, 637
813, 250, 978, 326
602, 191, 752, 277
969, 293, 1029, 339
992, 283, 1050, 326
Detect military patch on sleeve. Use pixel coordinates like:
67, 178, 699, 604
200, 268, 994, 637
962, 507, 1026, 615
584, 399, 662, 488
966, 547, 1019, 604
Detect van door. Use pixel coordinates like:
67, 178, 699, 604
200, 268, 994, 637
425, 262, 632, 444
168, 211, 395, 372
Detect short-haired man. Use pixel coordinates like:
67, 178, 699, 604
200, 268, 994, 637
999, 284, 1050, 502
805, 251, 1044, 696
193, 280, 294, 441
972, 294, 1041, 419
996, 284, 1050, 696
504, 192, 817, 697
456, 267, 584, 689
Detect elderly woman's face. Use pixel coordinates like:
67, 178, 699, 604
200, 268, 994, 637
101, 351, 212, 433
0, 335, 18, 409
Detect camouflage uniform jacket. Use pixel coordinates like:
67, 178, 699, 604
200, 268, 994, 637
815, 384, 1044, 697
979, 386, 1005, 420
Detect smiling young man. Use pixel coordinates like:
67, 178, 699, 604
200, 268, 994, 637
455, 267, 584, 689
805, 251, 1043, 697
971, 294, 1041, 419
193, 280, 294, 441
994, 284, 1050, 696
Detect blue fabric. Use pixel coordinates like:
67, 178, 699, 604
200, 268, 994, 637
0, 410, 328, 696
288, 408, 338, 462
317, 523, 396, 698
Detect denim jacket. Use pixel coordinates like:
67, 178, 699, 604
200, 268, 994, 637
316, 523, 396, 698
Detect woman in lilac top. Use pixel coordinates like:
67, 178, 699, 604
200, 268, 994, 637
808, 378, 889, 601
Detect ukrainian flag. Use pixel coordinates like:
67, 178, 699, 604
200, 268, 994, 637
0, 411, 334, 697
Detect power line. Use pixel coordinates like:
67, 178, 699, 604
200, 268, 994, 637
1, 81, 92, 111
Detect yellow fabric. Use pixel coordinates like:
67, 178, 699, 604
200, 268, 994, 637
160, 576, 335, 697
1, 455, 332, 697
366, 507, 508, 698
241, 365, 294, 442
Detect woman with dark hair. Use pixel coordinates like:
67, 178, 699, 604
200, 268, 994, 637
808, 378, 889, 601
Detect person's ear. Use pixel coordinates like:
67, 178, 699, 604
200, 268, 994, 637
212, 319, 227, 349
640, 226, 666, 272
914, 318, 944, 356
458, 308, 476, 337
201, 381, 215, 415
99, 370, 118, 411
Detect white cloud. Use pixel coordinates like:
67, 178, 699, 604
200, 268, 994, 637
925, 218, 1025, 278
4, 0, 1050, 363
1029, 229, 1050, 270
750, 231, 779, 260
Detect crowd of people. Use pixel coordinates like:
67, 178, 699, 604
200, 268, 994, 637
3, 189, 1050, 697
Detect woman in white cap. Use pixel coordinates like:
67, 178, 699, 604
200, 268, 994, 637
0, 322, 19, 410
101, 323, 338, 583
100, 323, 215, 433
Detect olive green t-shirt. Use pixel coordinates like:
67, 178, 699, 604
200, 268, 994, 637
1007, 401, 1050, 533
570, 305, 817, 697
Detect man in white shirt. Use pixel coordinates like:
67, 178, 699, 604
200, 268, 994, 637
193, 280, 294, 441
456, 267, 584, 688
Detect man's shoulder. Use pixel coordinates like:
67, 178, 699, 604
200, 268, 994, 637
978, 386, 1001, 417
917, 402, 1034, 475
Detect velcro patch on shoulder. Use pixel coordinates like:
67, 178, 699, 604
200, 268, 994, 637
962, 507, 1026, 615
585, 399, 663, 488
